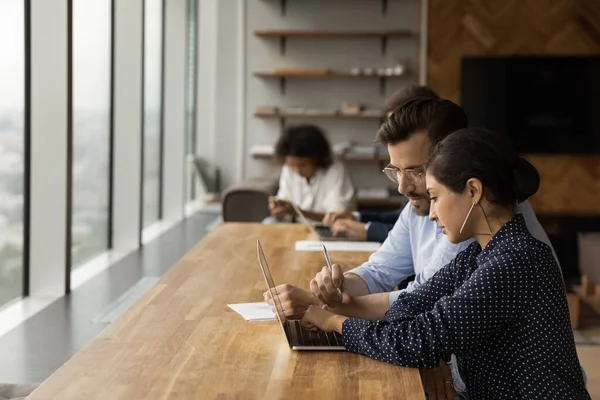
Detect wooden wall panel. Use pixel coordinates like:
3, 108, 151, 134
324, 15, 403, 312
427, 0, 600, 215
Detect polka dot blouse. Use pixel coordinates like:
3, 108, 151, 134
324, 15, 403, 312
342, 214, 590, 399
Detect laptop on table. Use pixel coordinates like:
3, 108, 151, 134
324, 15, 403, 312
256, 240, 345, 351
290, 202, 358, 242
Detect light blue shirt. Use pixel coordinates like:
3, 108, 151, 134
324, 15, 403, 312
348, 200, 558, 305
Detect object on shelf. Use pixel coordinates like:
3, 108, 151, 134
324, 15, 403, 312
256, 106, 278, 115
363, 68, 374, 75
350, 67, 361, 75
332, 140, 356, 155
273, 67, 329, 76
341, 101, 363, 115
343, 145, 377, 159
250, 145, 275, 156
394, 64, 405, 75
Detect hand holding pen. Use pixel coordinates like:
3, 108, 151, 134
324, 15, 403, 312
309, 245, 345, 306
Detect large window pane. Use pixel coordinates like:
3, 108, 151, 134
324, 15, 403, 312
72, 0, 111, 267
0, 0, 25, 307
143, 0, 164, 227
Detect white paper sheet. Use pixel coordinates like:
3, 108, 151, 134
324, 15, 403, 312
295, 240, 381, 252
227, 302, 276, 321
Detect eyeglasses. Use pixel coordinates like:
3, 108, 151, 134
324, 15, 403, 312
382, 164, 424, 186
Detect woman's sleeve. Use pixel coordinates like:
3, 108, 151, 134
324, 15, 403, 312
322, 163, 356, 212
342, 248, 536, 368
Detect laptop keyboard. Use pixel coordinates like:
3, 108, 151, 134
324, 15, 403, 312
285, 320, 343, 347
314, 226, 349, 239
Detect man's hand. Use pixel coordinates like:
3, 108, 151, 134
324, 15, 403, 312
268, 196, 295, 218
331, 219, 367, 240
263, 284, 321, 320
300, 305, 348, 333
310, 264, 347, 307
322, 210, 355, 227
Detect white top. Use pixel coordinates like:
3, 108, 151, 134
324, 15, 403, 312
276, 161, 356, 215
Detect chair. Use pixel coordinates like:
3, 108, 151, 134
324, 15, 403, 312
221, 175, 279, 222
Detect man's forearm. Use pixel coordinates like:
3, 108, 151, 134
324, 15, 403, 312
300, 210, 325, 222
343, 273, 371, 296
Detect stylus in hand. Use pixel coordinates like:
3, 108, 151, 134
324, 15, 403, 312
322, 245, 343, 302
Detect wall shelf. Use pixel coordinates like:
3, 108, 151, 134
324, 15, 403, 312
252, 153, 389, 164
254, 71, 408, 95
255, 111, 386, 129
255, 30, 414, 55
263, 0, 391, 18
255, 111, 385, 119
254, 30, 414, 39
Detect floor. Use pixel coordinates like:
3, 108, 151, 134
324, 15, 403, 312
0, 210, 599, 398
0, 209, 218, 384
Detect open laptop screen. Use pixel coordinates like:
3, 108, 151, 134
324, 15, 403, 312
257, 241, 287, 323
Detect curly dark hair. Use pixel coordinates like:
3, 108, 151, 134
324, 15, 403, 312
275, 124, 333, 169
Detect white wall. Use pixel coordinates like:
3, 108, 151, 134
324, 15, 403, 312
195, 0, 245, 190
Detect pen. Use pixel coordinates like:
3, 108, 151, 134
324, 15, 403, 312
322, 245, 343, 301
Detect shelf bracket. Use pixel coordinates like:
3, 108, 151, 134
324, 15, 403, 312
381, 36, 388, 57
279, 77, 286, 95
381, 0, 388, 16
279, 36, 286, 56
379, 77, 386, 96
279, 117, 285, 131
280, 0, 287, 17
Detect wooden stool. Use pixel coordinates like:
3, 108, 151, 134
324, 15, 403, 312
571, 274, 600, 330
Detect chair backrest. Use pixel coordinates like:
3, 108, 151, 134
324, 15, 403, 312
222, 189, 270, 222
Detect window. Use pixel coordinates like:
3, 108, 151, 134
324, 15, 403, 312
0, 0, 25, 307
143, 0, 164, 227
72, 0, 112, 267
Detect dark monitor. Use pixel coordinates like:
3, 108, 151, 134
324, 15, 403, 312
461, 56, 600, 154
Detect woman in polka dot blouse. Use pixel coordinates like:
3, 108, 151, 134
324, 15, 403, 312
301, 127, 590, 400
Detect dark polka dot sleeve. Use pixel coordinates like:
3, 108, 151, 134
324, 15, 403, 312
342, 214, 590, 400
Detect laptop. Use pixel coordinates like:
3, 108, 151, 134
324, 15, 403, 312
256, 240, 345, 351
290, 202, 357, 241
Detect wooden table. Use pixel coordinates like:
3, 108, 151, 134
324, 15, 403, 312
28, 224, 425, 400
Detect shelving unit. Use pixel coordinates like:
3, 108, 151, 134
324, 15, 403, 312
263, 0, 392, 17
251, 153, 389, 164
254, 111, 385, 120
251, 1, 420, 212
255, 111, 386, 129
254, 70, 408, 95
254, 30, 415, 55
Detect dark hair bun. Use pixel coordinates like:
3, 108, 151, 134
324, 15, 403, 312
514, 157, 540, 202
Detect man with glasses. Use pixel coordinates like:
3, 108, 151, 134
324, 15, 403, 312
322, 84, 440, 242
265, 98, 557, 398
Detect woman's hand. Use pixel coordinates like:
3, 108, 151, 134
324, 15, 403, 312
300, 305, 348, 333
268, 196, 295, 218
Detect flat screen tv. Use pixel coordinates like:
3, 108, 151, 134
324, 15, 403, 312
461, 56, 600, 154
